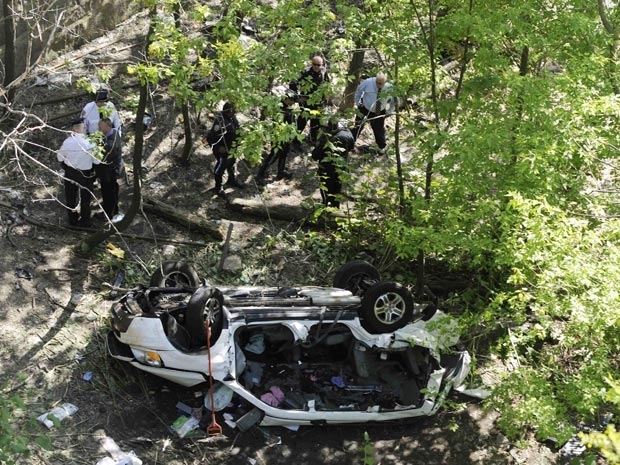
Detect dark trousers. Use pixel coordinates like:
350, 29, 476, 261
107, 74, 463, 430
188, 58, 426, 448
258, 143, 291, 178
353, 106, 386, 149
318, 160, 342, 208
64, 166, 95, 226
96, 164, 119, 217
213, 148, 236, 189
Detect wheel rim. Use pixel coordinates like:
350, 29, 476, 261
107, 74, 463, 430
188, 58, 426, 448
373, 292, 407, 324
205, 298, 222, 325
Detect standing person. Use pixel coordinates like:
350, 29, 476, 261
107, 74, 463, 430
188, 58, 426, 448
353, 72, 394, 155
256, 90, 297, 184
57, 117, 100, 227
81, 88, 122, 136
289, 54, 330, 144
311, 119, 355, 208
206, 102, 243, 197
95, 117, 124, 222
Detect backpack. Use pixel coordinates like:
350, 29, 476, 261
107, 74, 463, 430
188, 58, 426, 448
205, 115, 223, 146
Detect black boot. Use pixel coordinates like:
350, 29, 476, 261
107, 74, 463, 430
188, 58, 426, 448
276, 158, 292, 180
211, 174, 225, 197
225, 170, 245, 189
256, 165, 268, 185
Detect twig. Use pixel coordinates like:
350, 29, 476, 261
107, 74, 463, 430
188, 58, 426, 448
5, 223, 18, 247
41, 267, 80, 273
101, 282, 132, 292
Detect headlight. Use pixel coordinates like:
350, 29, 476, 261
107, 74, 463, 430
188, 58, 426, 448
143, 351, 162, 367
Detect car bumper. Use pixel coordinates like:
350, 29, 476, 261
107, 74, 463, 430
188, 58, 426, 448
106, 331, 209, 387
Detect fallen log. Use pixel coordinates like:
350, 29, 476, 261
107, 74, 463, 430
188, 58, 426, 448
227, 197, 349, 223
142, 197, 223, 241
0, 200, 215, 247
228, 197, 309, 222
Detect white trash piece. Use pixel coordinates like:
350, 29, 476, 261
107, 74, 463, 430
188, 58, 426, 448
95, 452, 142, 465
37, 403, 78, 429
97, 436, 143, 465
454, 385, 492, 399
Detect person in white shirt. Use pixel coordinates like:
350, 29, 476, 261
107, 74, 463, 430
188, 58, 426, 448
57, 117, 100, 227
353, 72, 394, 155
81, 89, 122, 136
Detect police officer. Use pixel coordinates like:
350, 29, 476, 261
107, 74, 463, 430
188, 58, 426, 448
207, 102, 243, 197
290, 55, 330, 144
81, 88, 122, 136
57, 117, 100, 227
311, 119, 354, 208
95, 117, 123, 222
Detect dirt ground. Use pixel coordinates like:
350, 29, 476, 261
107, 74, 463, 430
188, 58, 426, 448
0, 10, 571, 465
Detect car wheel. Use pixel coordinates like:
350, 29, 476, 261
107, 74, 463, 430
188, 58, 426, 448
359, 282, 415, 333
149, 260, 201, 288
186, 286, 224, 348
333, 260, 381, 297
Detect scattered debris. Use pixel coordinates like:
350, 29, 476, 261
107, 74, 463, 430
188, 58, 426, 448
96, 436, 142, 465
106, 242, 125, 259
171, 415, 200, 438
14, 268, 33, 280
108, 270, 126, 299
454, 386, 492, 399
254, 426, 282, 447
558, 413, 614, 462
223, 412, 237, 429
204, 383, 234, 413
169, 402, 203, 438
142, 112, 153, 129
235, 408, 263, 432
37, 403, 78, 429
558, 435, 587, 459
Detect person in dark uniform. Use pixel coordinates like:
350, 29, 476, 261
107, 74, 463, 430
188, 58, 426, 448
256, 90, 297, 184
289, 54, 330, 144
206, 102, 242, 197
56, 117, 100, 227
95, 117, 123, 222
311, 119, 355, 208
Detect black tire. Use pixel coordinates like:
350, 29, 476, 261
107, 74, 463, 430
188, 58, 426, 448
149, 260, 200, 288
359, 282, 415, 334
186, 286, 224, 348
333, 260, 381, 297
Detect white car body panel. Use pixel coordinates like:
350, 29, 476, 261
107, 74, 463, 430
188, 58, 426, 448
107, 282, 472, 426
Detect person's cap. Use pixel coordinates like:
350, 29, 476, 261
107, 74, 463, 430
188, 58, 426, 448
95, 89, 109, 102
223, 101, 235, 112
70, 116, 84, 126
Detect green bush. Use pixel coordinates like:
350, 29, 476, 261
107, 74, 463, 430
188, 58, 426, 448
0, 390, 50, 465
581, 378, 620, 465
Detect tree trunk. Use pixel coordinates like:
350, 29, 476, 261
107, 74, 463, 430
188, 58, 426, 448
339, 48, 365, 111
180, 101, 193, 165
3, 0, 16, 104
